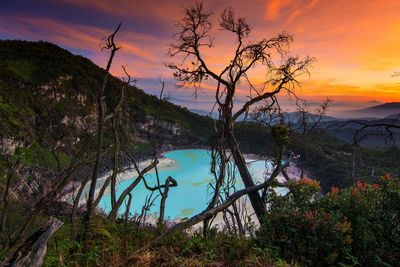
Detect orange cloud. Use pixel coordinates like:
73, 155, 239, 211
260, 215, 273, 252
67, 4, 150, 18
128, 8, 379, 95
299, 79, 400, 103
265, 0, 319, 21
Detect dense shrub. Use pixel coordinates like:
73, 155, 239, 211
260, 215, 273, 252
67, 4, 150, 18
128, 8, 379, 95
257, 175, 400, 266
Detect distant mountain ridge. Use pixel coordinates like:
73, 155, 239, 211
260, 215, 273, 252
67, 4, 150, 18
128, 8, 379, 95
320, 117, 400, 148
365, 102, 400, 110
191, 109, 338, 123
338, 102, 400, 119
189, 109, 217, 118
385, 113, 400, 119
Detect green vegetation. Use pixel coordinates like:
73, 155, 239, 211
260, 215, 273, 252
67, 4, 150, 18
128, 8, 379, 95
258, 175, 400, 266
291, 131, 400, 192
41, 219, 283, 266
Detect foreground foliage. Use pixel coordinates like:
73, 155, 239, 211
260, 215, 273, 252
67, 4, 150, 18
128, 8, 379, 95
258, 175, 400, 266
41, 218, 286, 267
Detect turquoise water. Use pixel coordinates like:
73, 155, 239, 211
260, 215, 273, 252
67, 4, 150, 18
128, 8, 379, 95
98, 149, 279, 219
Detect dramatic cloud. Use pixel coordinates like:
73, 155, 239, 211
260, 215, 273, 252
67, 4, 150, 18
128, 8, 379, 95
265, 0, 319, 21
1, 0, 399, 114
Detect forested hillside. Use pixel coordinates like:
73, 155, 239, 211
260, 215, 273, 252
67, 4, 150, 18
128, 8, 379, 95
0, 40, 215, 150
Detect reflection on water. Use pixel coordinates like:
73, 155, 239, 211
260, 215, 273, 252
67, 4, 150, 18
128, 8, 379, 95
180, 208, 195, 217
191, 177, 213, 187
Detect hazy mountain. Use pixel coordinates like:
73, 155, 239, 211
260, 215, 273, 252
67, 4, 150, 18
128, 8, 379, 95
366, 102, 400, 110
385, 113, 400, 119
320, 118, 400, 148
189, 109, 218, 119
190, 109, 338, 123
282, 111, 338, 123
340, 102, 400, 119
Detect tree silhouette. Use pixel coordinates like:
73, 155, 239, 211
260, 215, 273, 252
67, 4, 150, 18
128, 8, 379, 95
167, 2, 313, 223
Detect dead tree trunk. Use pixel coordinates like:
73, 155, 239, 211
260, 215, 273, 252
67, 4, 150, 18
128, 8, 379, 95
91, 66, 129, 212
157, 176, 177, 226
108, 161, 157, 220
16, 159, 89, 242
227, 131, 266, 222
6, 218, 63, 267
70, 174, 90, 222
1, 156, 21, 233
124, 193, 132, 223
92, 174, 112, 210
110, 116, 120, 209
203, 119, 227, 234
231, 201, 244, 236
85, 23, 121, 224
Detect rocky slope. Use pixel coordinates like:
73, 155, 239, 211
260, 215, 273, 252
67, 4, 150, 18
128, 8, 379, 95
0, 40, 216, 204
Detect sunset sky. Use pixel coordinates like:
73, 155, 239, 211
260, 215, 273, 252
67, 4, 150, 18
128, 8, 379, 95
1, 0, 400, 116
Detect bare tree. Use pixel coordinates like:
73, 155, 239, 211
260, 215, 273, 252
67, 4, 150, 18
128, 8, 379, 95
351, 118, 400, 145
344, 116, 400, 183
105, 78, 178, 222
91, 66, 133, 210
124, 192, 133, 223
70, 174, 90, 222
5, 218, 63, 267
167, 2, 313, 223
107, 160, 157, 220
135, 192, 158, 228
120, 161, 177, 224
85, 23, 122, 224
157, 176, 177, 226
203, 128, 228, 235
293, 99, 330, 178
